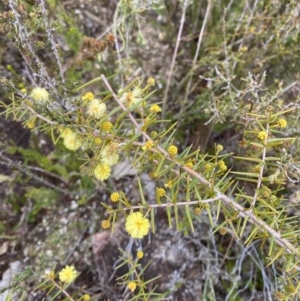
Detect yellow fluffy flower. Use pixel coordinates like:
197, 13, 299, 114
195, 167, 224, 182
216, 144, 223, 152
87, 99, 106, 119
27, 119, 36, 129
137, 250, 144, 259
125, 212, 150, 239
94, 163, 111, 181
83, 294, 91, 301
142, 140, 154, 151
110, 192, 120, 202
150, 104, 161, 113
120, 87, 143, 108
101, 219, 111, 229
100, 144, 119, 166
167, 145, 178, 156
58, 266, 78, 283
94, 137, 102, 145
257, 131, 267, 141
185, 161, 193, 169
63, 131, 82, 151
30, 87, 49, 104
278, 118, 287, 129
147, 78, 155, 86
157, 188, 166, 197
60, 128, 73, 138
82, 92, 94, 102
127, 282, 137, 292
102, 121, 113, 132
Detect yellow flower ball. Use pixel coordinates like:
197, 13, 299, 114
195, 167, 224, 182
102, 121, 113, 132
164, 180, 173, 189
205, 163, 213, 171
142, 140, 154, 151
216, 144, 223, 152
167, 145, 178, 156
194, 207, 202, 215
125, 212, 150, 239
100, 144, 119, 166
147, 78, 155, 86
27, 119, 36, 129
110, 192, 120, 202
157, 188, 166, 197
150, 104, 161, 113
101, 219, 111, 229
82, 92, 94, 102
94, 137, 102, 145
63, 131, 82, 151
120, 87, 143, 108
127, 282, 137, 292
219, 163, 228, 172
60, 128, 73, 138
137, 250, 144, 259
58, 266, 78, 283
278, 118, 287, 129
94, 163, 111, 181
185, 162, 193, 169
30, 87, 49, 104
87, 99, 106, 119
83, 294, 91, 301
257, 131, 267, 141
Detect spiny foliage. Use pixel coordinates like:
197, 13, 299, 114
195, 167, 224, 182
1, 0, 300, 300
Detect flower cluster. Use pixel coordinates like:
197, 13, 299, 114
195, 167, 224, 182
102, 121, 113, 132
94, 137, 102, 145
120, 86, 143, 109
277, 118, 287, 129
125, 212, 150, 238
100, 143, 119, 166
61, 128, 82, 151
150, 104, 161, 113
204, 163, 213, 171
257, 131, 267, 141
87, 99, 106, 119
142, 140, 154, 151
216, 144, 223, 152
82, 92, 95, 102
147, 77, 155, 86
94, 143, 120, 181
94, 163, 111, 181
157, 188, 166, 197
218, 160, 227, 172
127, 282, 137, 292
101, 219, 111, 229
59, 265, 78, 283
110, 192, 120, 202
167, 145, 178, 156
137, 250, 144, 259
185, 161, 193, 169
30, 87, 49, 104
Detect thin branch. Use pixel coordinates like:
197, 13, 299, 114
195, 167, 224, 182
251, 113, 270, 207
46, 277, 76, 301
26, 105, 58, 125
162, 0, 189, 118
181, 0, 212, 112
0, 153, 72, 196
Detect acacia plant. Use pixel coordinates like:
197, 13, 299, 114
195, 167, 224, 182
1, 0, 300, 300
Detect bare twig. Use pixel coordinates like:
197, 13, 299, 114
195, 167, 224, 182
181, 0, 212, 113
251, 112, 270, 207
162, 0, 190, 118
